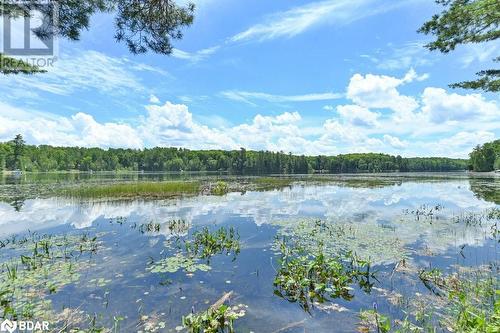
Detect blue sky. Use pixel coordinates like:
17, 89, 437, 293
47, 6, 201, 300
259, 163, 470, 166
0, 0, 498, 157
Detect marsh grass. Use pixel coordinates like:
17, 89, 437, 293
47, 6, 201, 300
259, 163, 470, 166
137, 221, 161, 234
362, 265, 500, 332
167, 219, 190, 236
252, 177, 293, 189
403, 204, 444, 221
61, 181, 201, 199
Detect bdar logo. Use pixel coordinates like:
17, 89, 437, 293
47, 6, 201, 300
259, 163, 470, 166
0, 319, 17, 333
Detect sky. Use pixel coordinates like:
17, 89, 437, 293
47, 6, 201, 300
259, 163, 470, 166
0, 0, 499, 158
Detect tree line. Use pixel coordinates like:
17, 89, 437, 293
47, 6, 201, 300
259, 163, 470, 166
0, 135, 469, 174
469, 140, 500, 172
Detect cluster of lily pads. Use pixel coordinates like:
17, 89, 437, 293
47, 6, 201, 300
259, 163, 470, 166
272, 218, 406, 266
148, 226, 240, 274
0, 232, 101, 320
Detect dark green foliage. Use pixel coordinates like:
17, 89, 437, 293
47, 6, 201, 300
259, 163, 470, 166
0, 134, 26, 170
182, 301, 246, 333
186, 226, 240, 261
273, 237, 375, 313
1, 0, 195, 74
11, 134, 25, 170
450, 65, 500, 92
210, 181, 229, 195
418, 0, 500, 92
0, 138, 468, 173
114, 0, 195, 55
469, 139, 500, 171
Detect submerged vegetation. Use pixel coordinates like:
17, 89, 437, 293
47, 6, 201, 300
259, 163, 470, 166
147, 253, 211, 274
272, 219, 407, 265
360, 266, 500, 332
148, 226, 240, 274
0, 232, 101, 321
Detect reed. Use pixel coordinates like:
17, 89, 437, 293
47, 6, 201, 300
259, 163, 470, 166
252, 177, 293, 189
62, 181, 201, 199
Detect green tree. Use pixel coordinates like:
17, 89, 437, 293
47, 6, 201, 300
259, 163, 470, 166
418, 0, 500, 92
469, 140, 500, 171
11, 134, 26, 170
1, 0, 195, 74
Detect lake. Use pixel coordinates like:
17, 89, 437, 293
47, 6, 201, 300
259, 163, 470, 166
0, 173, 498, 332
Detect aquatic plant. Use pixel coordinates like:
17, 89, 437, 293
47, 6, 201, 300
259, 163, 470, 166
418, 268, 450, 296
61, 181, 201, 199
149, 226, 240, 274
186, 226, 240, 261
210, 181, 229, 195
367, 265, 499, 333
0, 233, 103, 320
272, 219, 406, 265
167, 219, 190, 236
252, 177, 293, 189
487, 208, 500, 221
147, 253, 211, 274
452, 211, 485, 226
402, 204, 444, 221
138, 221, 161, 234
181, 292, 246, 333
273, 237, 375, 313
109, 216, 127, 225
359, 306, 391, 333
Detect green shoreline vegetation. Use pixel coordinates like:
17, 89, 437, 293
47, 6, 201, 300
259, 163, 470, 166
0, 135, 470, 174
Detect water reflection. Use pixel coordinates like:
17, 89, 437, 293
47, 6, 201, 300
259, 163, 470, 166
0, 175, 498, 332
1, 177, 497, 265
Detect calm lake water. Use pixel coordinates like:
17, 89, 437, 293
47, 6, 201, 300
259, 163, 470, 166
0, 173, 498, 332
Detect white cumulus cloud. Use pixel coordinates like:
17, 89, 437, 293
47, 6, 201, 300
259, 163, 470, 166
346, 69, 420, 114
421, 87, 499, 124
337, 104, 380, 127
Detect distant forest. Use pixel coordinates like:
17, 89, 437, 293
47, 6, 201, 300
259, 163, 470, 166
0, 135, 471, 174
469, 140, 500, 172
